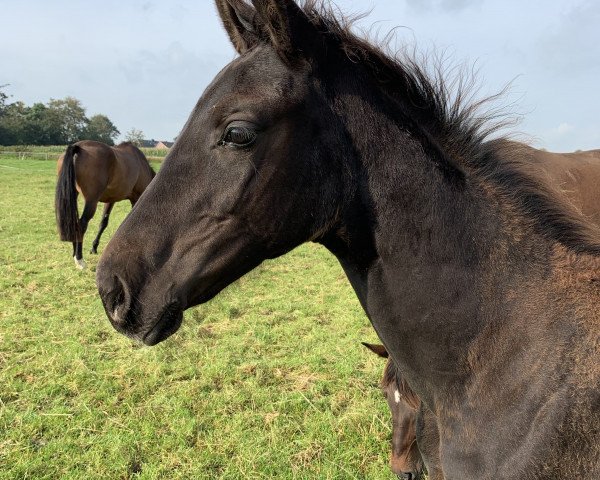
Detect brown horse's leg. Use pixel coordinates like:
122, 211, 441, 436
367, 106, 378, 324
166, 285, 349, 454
73, 201, 97, 269
91, 202, 115, 254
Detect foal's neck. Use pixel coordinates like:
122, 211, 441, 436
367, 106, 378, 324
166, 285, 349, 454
322, 84, 550, 401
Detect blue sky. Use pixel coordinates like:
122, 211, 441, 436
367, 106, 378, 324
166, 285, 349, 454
2, 0, 598, 151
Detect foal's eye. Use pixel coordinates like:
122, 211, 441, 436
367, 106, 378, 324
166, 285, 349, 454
219, 121, 258, 148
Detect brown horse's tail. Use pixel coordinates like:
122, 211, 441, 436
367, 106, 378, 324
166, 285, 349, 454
55, 144, 80, 242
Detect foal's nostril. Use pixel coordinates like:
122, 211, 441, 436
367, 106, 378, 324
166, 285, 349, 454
101, 275, 131, 326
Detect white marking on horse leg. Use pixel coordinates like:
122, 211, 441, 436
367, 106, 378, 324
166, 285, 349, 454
74, 256, 87, 270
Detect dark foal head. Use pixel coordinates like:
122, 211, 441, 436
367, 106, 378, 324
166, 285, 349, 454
363, 343, 424, 480
96, 0, 355, 344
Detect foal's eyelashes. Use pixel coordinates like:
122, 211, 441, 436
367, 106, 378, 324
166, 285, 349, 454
219, 120, 259, 148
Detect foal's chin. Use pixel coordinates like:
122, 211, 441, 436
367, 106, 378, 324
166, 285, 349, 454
140, 303, 184, 346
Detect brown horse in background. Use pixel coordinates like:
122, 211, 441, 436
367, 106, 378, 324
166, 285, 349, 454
55, 140, 155, 269
363, 342, 442, 480
524, 145, 600, 222
365, 145, 600, 480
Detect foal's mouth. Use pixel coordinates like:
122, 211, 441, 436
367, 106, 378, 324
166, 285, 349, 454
142, 302, 183, 346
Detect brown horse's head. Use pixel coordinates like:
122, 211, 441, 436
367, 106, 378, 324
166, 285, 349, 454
96, 0, 353, 344
363, 343, 424, 480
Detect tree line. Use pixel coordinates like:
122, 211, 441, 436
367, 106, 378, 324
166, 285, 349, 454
0, 85, 120, 146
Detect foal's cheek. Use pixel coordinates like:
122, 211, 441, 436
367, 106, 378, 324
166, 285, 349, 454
177, 152, 255, 216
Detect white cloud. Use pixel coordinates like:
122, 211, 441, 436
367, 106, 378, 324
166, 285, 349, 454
540, 123, 580, 151
554, 123, 576, 135
404, 0, 481, 13
536, 1, 600, 75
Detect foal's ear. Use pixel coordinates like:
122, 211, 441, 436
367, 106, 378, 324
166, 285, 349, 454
362, 342, 389, 358
216, 0, 261, 54
251, 0, 320, 66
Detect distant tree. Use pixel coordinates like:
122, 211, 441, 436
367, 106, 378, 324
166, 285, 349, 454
0, 84, 14, 145
22, 103, 64, 145
0, 91, 119, 146
47, 97, 88, 144
0, 101, 29, 145
0, 84, 9, 115
125, 128, 145, 146
84, 114, 120, 145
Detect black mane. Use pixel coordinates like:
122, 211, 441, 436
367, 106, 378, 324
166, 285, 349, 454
299, 1, 600, 255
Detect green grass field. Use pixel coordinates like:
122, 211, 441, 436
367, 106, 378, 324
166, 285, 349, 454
0, 155, 395, 479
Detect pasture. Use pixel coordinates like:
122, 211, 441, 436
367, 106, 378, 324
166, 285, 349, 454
0, 154, 395, 478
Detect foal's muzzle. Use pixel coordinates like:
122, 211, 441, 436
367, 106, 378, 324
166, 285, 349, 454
97, 266, 183, 345
397, 472, 424, 480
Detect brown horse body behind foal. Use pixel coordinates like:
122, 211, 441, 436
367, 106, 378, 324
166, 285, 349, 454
55, 140, 154, 269
369, 145, 600, 480
526, 146, 600, 222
